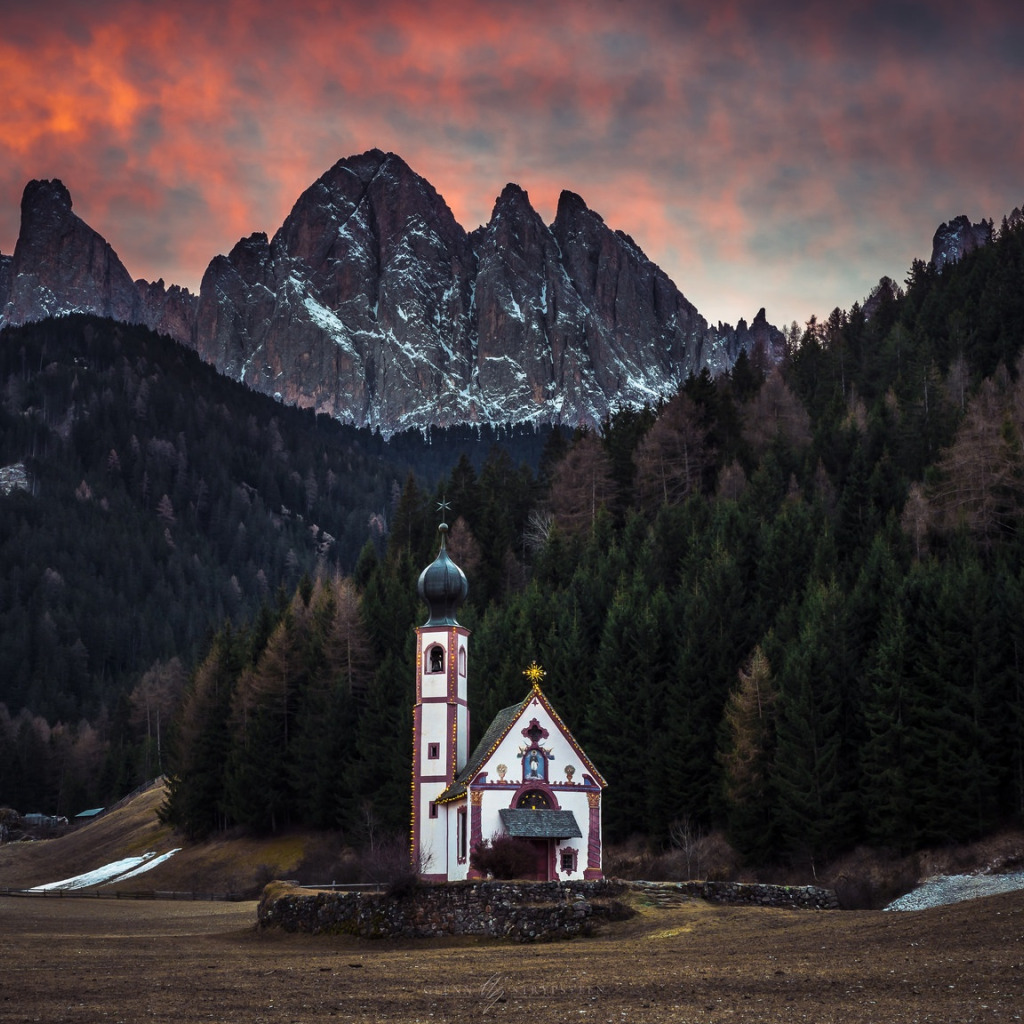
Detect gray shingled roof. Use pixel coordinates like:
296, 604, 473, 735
499, 808, 582, 839
435, 694, 531, 803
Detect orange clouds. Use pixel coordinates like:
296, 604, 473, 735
1, 0, 1023, 328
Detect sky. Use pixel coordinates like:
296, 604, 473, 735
1, 0, 1022, 331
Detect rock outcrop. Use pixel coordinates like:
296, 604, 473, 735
3, 179, 144, 326
931, 214, 994, 271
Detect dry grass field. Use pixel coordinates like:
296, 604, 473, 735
0, 785, 320, 896
2, 786, 1024, 1022
1, 886, 1023, 1023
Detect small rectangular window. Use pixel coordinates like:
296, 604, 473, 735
457, 807, 467, 862
429, 802, 438, 819
428, 743, 440, 760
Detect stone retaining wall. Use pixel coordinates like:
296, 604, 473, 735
631, 879, 840, 910
258, 879, 630, 942
258, 877, 839, 943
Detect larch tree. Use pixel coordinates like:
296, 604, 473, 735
718, 644, 779, 859
548, 431, 616, 537
741, 367, 813, 455
634, 392, 712, 512
925, 370, 1024, 542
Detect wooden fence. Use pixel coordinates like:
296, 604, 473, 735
0, 887, 247, 902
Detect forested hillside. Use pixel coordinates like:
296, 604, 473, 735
7, 215, 1024, 867
163, 216, 1024, 864
0, 316, 555, 814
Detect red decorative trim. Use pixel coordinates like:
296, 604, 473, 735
530, 688, 607, 788
521, 717, 550, 742
585, 796, 602, 879
468, 791, 483, 879
448, 627, 457, 696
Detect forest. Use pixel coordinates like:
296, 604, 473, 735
0, 316, 551, 815
5, 212, 1024, 867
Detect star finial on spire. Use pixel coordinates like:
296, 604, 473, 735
524, 661, 546, 689
436, 497, 452, 522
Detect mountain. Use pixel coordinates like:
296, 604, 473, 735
0, 151, 783, 434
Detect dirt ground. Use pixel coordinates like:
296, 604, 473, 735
1, 889, 1022, 1024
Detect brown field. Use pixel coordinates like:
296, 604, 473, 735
1, 887, 1023, 1023
3, 786, 1024, 1021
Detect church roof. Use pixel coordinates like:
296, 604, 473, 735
499, 808, 582, 839
434, 683, 606, 804
435, 694, 529, 803
417, 522, 468, 626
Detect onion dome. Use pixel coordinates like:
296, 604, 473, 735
417, 522, 469, 626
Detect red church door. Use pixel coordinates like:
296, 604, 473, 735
529, 839, 551, 881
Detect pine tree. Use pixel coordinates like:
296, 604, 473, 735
548, 431, 616, 537
160, 627, 246, 838
585, 577, 673, 840
634, 393, 712, 512
859, 606, 919, 851
899, 557, 1004, 843
657, 531, 753, 832
772, 580, 856, 866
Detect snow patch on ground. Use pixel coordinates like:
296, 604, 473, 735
885, 872, 1024, 911
111, 849, 181, 883
27, 850, 180, 891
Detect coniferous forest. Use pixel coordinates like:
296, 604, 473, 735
5, 215, 1024, 868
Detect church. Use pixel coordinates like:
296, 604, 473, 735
411, 520, 606, 882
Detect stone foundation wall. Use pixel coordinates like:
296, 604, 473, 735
258, 879, 630, 942
258, 877, 838, 943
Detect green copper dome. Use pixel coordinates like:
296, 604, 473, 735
417, 523, 469, 626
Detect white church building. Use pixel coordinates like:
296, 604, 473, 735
411, 522, 606, 882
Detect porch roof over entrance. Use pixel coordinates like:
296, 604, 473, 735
499, 808, 582, 840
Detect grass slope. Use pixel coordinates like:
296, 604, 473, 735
0, 781, 321, 895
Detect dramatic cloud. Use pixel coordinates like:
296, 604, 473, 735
2, 0, 1022, 327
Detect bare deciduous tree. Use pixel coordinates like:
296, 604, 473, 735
635, 393, 712, 511
742, 368, 812, 453
925, 372, 1024, 542
548, 432, 615, 536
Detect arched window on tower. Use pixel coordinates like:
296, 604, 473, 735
427, 645, 444, 673
458, 645, 466, 676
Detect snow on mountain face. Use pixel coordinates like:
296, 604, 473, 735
0, 151, 785, 435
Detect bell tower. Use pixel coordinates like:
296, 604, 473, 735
411, 519, 469, 880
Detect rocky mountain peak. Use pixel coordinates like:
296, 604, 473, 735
931, 214, 993, 271
2, 178, 142, 329
20, 178, 74, 223
490, 182, 537, 221
0, 151, 788, 434
554, 189, 592, 223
